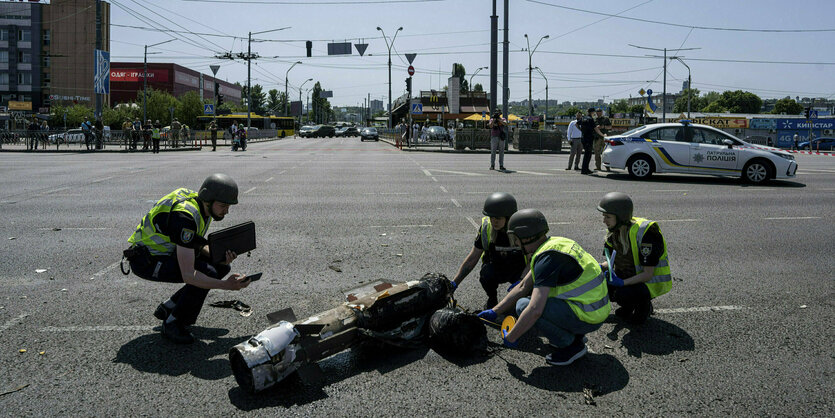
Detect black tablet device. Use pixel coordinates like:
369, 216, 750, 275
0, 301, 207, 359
208, 221, 256, 264
244, 272, 262, 282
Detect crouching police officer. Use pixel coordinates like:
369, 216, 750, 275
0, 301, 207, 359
597, 192, 671, 324
451, 193, 528, 310
124, 173, 250, 344
479, 209, 610, 366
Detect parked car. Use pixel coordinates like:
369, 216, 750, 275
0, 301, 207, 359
425, 126, 449, 142
49, 128, 84, 144
602, 121, 798, 184
335, 127, 359, 137
298, 125, 316, 138
308, 125, 336, 138
360, 127, 379, 141
798, 137, 835, 151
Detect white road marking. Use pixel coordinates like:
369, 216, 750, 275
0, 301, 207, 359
0, 313, 28, 334
370, 224, 433, 228
422, 169, 432, 176
91, 176, 114, 183
654, 219, 700, 223
265, 177, 274, 182
563, 190, 606, 193
653, 189, 690, 192
431, 169, 485, 176
514, 170, 551, 176
654, 305, 746, 314
451, 198, 462, 208
466, 216, 479, 228
278, 170, 287, 175
88, 261, 122, 281
819, 188, 835, 191
432, 177, 438, 182
362, 192, 410, 195
40, 325, 154, 332
762, 216, 822, 220
38, 227, 112, 230
243, 187, 257, 194
439, 186, 448, 193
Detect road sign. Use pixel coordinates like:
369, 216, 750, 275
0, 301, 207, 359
405, 53, 417, 64
810, 110, 819, 119
204, 104, 215, 114
408, 66, 415, 76
410, 103, 423, 115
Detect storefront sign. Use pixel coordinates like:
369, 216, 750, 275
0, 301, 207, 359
8, 101, 32, 111
110, 69, 169, 82
672, 116, 748, 129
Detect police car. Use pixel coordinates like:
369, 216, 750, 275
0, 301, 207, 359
602, 121, 798, 184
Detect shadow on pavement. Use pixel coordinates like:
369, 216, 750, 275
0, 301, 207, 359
602, 172, 806, 188
112, 326, 241, 381
605, 316, 695, 358
505, 352, 629, 397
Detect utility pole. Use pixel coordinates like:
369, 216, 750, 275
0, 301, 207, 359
534, 67, 548, 125
240, 27, 289, 129
284, 61, 301, 116
629, 44, 700, 122
490, 0, 497, 114
524, 33, 549, 118
671, 56, 692, 119
377, 27, 402, 129
143, 39, 174, 125
95, 0, 102, 119
502, 0, 509, 120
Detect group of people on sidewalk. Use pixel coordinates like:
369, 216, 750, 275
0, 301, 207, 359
566, 107, 612, 173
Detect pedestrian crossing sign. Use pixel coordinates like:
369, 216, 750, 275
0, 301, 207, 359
411, 103, 423, 115
204, 104, 215, 114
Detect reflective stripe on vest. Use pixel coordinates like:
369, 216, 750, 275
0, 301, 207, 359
630, 217, 672, 298
530, 237, 611, 324
152, 128, 160, 139
127, 188, 209, 256
480, 217, 492, 261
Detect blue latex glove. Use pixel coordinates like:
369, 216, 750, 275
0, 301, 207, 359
502, 329, 518, 348
507, 280, 520, 292
477, 309, 497, 322
608, 270, 625, 287
450, 280, 458, 290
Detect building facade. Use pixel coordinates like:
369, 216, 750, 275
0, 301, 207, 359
109, 62, 242, 105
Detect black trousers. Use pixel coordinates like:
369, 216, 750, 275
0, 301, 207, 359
152, 138, 160, 153
479, 261, 525, 304
607, 283, 651, 311
130, 252, 231, 325
581, 137, 594, 172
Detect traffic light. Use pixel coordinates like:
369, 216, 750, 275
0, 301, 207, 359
217, 94, 224, 107
405, 77, 411, 93
306, 41, 312, 58
804, 107, 810, 119
214, 82, 220, 97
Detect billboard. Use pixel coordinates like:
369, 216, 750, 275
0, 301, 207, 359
8, 101, 32, 111
94, 49, 110, 94
290, 101, 302, 116
327, 42, 352, 55
447, 77, 460, 114
671, 116, 748, 129
110, 69, 169, 82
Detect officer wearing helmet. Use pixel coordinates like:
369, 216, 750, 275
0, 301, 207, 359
478, 209, 610, 366
125, 173, 251, 343
450, 193, 528, 310
597, 192, 671, 324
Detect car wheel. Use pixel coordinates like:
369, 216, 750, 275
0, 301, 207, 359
280, 131, 286, 138
742, 159, 772, 184
627, 155, 654, 179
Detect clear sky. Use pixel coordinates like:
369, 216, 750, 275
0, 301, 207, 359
109, 0, 835, 107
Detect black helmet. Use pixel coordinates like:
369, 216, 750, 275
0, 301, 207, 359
597, 192, 633, 224
482, 192, 517, 217
198, 173, 238, 204
507, 209, 549, 240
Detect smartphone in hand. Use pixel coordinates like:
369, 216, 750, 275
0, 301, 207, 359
244, 272, 263, 282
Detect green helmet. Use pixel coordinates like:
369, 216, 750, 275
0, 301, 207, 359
597, 192, 633, 224
198, 173, 238, 204
482, 192, 517, 217
507, 209, 549, 240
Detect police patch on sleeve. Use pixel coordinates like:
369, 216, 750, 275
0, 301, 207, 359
181, 228, 195, 244
640, 244, 652, 257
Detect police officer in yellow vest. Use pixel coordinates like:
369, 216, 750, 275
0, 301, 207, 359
151, 120, 162, 154
126, 173, 251, 343
597, 192, 671, 324
478, 209, 610, 366
450, 193, 527, 310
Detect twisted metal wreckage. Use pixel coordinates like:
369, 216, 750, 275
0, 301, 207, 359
229, 273, 489, 393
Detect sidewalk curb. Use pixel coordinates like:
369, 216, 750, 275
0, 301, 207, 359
379, 137, 566, 154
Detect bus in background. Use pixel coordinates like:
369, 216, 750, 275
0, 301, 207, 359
198, 114, 297, 137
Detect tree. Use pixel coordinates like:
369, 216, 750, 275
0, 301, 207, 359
50, 104, 94, 129
267, 89, 287, 114
176, 91, 204, 127
716, 90, 762, 114
610, 99, 629, 114
559, 106, 581, 117
628, 104, 645, 115
137, 88, 179, 124
702, 101, 726, 113
310, 81, 332, 124
241, 84, 267, 115
452, 63, 468, 93
473, 83, 484, 92
102, 103, 140, 128
772, 97, 804, 115
673, 88, 708, 113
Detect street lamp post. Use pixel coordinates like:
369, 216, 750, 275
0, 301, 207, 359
534, 67, 548, 126
298, 78, 313, 129
377, 26, 403, 129
143, 39, 174, 124
524, 33, 548, 117
629, 44, 700, 122
469, 66, 487, 95
671, 56, 692, 119
284, 61, 302, 117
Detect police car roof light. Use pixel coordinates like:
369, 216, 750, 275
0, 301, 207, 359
679, 120, 691, 126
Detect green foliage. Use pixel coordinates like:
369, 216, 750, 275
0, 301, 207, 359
609, 99, 628, 114
559, 106, 582, 117
49, 104, 94, 128
772, 97, 804, 115
103, 103, 140, 128
473, 83, 484, 92
176, 91, 204, 127
716, 90, 762, 114
310, 81, 332, 123
673, 88, 708, 113
137, 88, 179, 124
267, 89, 288, 114
628, 104, 645, 115
452, 63, 468, 93
702, 101, 726, 113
